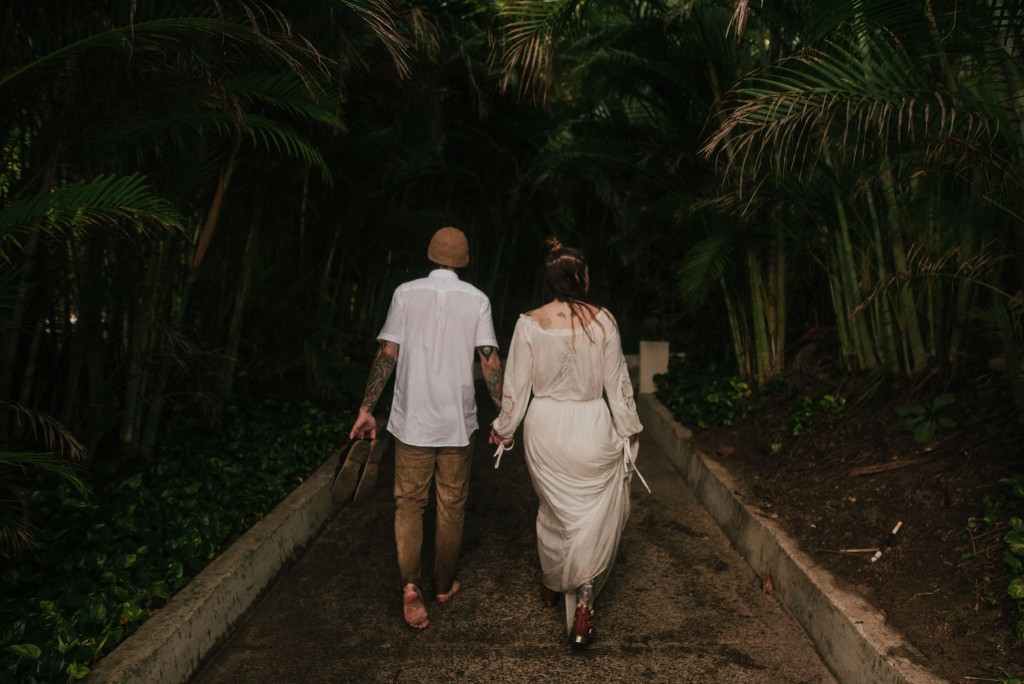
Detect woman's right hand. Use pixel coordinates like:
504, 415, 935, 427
489, 428, 513, 448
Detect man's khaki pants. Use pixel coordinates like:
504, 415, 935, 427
394, 435, 474, 596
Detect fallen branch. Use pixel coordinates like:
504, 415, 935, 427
848, 457, 930, 477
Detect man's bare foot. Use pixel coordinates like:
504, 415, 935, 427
436, 579, 461, 603
403, 584, 429, 629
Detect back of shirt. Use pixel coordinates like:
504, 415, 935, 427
378, 269, 498, 447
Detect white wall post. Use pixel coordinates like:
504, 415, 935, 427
638, 340, 669, 394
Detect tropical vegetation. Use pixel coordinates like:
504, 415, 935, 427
1, 398, 348, 681
2, 0, 1023, 680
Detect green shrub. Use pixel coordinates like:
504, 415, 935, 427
997, 474, 1024, 642
768, 391, 847, 453
0, 398, 349, 683
654, 357, 848, 453
894, 392, 957, 443
966, 473, 1024, 647
654, 357, 752, 429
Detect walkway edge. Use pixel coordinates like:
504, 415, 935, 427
87, 454, 340, 684
636, 394, 945, 684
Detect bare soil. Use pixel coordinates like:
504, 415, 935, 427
684, 353, 1024, 683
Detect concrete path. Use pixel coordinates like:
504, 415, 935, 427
191, 410, 835, 683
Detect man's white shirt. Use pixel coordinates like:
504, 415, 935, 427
378, 269, 499, 447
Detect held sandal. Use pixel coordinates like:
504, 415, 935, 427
353, 435, 389, 503
331, 439, 370, 505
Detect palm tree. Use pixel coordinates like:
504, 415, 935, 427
493, 0, 802, 366
1, 0, 414, 422
0, 0, 413, 547
704, 0, 1024, 401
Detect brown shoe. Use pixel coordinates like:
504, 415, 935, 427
331, 439, 369, 505
353, 436, 388, 503
569, 604, 593, 647
540, 586, 559, 608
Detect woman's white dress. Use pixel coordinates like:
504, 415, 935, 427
492, 309, 643, 631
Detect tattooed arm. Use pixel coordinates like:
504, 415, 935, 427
349, 341, 399, 439
477, 345, 504, 408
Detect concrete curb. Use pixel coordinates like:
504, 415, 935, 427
86, 452, 341, 684
636, 393, 945, 684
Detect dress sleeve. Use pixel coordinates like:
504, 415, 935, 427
602, 310, 643, 438
491, 316, 533, 439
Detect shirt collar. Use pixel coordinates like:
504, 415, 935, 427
429, 268, 459, 281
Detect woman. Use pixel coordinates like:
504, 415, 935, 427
489, 238, 643, 647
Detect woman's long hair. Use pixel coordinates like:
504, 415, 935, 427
544, 237, 603, 343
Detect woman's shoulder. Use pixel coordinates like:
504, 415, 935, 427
524, 302, 588, 327
601, 307, 622, 330
515, 311, 538, 330
519, 302, 615, 336
523, 303, 558, 327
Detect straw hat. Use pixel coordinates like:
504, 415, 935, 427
427, 226, 469, 268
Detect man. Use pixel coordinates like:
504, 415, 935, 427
349, 226, 504, 629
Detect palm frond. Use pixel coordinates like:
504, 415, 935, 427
227, 72, 346, 129
3, 402, 89, 463
702, 37, 992, 180
729, 0, 931, 45
0, 452, 87, 494
241, 115, 332, 183
678, 233, 739, 308
705, 0, 1024, 186
0, 486, 34, 552
727, 0, 752, 38
0, 174, 183, 258
801, 0, 936, 44
0, 449, 89, 552
339, 0, 412, 78
497, 0, 588, 100
1, 13, 322, 91
854, 245, 1013, 317
0, 405, 90, 552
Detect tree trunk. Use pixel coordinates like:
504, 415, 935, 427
224, 200, 262, 391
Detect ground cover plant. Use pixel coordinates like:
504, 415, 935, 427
656, 358, 1024, 683
0, 399, 349, 683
